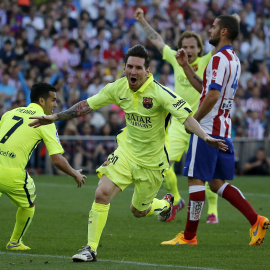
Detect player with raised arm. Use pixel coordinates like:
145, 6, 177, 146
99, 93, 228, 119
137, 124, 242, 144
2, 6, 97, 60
29, 45, 228, 262
0, 83, 86, 251
161, 15, 269, 246
134, 8, 219, 223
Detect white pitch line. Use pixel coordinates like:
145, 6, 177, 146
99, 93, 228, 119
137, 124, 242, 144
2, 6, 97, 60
0, 251, 224, 270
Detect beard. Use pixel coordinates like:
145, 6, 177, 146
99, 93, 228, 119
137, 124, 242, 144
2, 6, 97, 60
209, 30, 221, 46
209, 36, 220, 46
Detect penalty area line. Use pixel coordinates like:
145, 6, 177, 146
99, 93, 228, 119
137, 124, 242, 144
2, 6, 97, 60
0, 251, 224, 270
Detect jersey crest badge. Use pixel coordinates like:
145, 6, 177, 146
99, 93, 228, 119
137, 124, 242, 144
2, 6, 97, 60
143, 97, 153, 109
192, 64, 198, 72
102, 160, 111, 167
212, 69, 217, 79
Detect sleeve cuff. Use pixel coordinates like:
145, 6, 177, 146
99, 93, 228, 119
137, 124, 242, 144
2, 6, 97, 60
209, 82, 222, 91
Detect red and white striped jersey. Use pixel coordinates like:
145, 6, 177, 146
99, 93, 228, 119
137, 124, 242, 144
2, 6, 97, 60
199, 45, 241, 138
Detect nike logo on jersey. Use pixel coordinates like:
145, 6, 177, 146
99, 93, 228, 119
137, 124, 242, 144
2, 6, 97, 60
253, 217, 261, 236
119, 97, 127, 100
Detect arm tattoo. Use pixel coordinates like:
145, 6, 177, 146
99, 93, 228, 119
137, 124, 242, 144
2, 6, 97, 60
55, 100, 93, 121
140, 21, 163, 52
193, 75, 203, 85
141, 21, 159, 41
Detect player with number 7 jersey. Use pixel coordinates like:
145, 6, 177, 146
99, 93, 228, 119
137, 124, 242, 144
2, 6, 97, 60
0, 82, 86, 251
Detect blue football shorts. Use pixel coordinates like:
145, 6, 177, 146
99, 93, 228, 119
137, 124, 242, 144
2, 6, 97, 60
183, 134, 235, 182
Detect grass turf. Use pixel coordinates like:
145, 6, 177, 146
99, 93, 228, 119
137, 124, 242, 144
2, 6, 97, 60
0, 175, 269, 270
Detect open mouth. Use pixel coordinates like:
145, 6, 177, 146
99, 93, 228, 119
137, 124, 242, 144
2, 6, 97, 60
130, 77, 137, 84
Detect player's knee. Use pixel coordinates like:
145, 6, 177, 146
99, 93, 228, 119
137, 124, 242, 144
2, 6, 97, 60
208, 184, 218, 193
95, 188, 111, 204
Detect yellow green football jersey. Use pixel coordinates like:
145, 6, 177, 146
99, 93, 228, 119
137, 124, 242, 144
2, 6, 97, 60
163, 45, 212, 112
87, 73, 192, 170
0, 103, 64, 170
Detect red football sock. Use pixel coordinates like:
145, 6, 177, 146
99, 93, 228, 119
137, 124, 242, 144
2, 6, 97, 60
222, 184, 257, 225
184, 189, 205, 240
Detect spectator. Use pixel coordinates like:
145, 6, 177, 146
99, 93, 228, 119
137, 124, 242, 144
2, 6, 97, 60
49, 36, 69, 70
239, 60, 252, 90
6, 3, 23, 35
246, 110, 265, 139
104, 0, 120, 23
0, 2, 7, 28
14, 35, 28, 63
21, 6, 45, 44
44, 16, 58, 38
0, 71, 17, 110
39, 28, 54, 52
243, 148, 270, 175
0, 24, 15, 49
67, 39, 81, 68
249, 28, 269, 74
87, 76, 103, 97
0, 39, 16, 67
103, 40, 124, 65
244, 2, 256, 29
28, 36, 51, 73
245, 85, 266, 118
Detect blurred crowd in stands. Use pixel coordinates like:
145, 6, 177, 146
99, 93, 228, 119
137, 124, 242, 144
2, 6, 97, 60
0, 0, 270, 172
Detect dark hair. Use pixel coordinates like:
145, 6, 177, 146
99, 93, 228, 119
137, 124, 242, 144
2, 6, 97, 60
4, 39, 12, 45
217, 15, 240, 41
124, 44, 150, 68
30, 83, 57, 103
177, 31, 204, 57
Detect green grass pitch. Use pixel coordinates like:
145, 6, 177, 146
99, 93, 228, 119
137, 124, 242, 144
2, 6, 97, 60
0, 175, 269, 270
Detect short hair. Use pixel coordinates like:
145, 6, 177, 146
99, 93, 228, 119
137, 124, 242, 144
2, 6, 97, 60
177, 31, 204, 57
217, 15, 240, 41
124, 44, 150, 68
4, 39, 12, 45
30, 83, 57, 103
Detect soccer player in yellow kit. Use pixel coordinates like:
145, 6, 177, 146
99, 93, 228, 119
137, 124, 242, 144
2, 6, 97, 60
0, 83, 86, 251
30, 45, 227, 262
135, 8, 219, 223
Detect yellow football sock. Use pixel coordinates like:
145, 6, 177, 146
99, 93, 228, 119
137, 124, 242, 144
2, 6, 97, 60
10, 206, 35, 243
146, 198, 170, 217
87, 201, 110, 251
206, 182, 218, 216
162, 164, 181, 205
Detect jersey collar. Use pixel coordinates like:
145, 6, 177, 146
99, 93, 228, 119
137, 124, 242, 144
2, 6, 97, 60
126, 73, 154, 93
218, 45, 233, 53
28, 103, 45, 114
190, 57, 201, 66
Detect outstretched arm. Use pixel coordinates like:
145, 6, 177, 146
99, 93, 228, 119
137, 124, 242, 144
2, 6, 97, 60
184, 116, 228, 152
175, 49, 203, 93
50, 154, 86, 188
29, 100, 93, 128
134, 8, 165, 54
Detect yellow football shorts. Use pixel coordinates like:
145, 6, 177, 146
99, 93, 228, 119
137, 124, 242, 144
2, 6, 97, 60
0, 166, 36, 208
168, 117, 190, 162
97, 147, 165, 211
